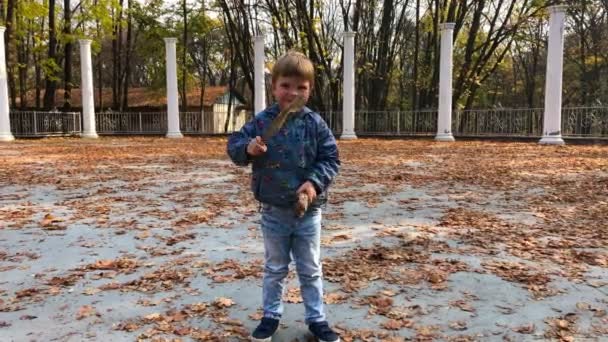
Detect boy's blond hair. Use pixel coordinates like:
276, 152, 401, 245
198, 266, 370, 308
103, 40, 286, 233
272, 51, 315, 89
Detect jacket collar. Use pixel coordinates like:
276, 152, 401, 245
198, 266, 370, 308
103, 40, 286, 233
266, 102, 313, 118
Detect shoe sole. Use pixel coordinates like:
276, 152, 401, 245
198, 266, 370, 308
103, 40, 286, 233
250, 337, 272, 342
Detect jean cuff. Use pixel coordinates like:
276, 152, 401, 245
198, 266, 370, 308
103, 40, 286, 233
305, 317, 327, 325
263, 312, 282, 320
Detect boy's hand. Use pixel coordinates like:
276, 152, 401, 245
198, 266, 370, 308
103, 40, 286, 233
247, 136, 267, 156
297, 181, 317, 203
295, 181, 316, 217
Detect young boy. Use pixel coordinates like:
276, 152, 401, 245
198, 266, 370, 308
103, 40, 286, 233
227, 51, 341, 342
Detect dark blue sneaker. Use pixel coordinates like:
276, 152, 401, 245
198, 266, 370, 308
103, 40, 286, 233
251, 317, 279, 341
309, 321, 340, 342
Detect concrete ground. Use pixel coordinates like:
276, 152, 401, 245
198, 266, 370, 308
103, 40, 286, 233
0, 137, 607, 342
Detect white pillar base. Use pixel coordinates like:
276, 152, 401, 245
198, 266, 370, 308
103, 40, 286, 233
435, 133, 455, 142
0, 132, 15, 141
81, 131, 99, 139
166, 132, 184, 139
340, 132, 357, 140
539, 135, 565, 145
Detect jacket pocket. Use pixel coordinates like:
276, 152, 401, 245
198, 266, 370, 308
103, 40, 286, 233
251, 174, 262, 199
256, 169, 300, 207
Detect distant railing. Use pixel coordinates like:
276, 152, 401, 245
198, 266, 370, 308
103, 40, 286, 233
8, 107, 608, 138
453, 108, 543, 136
10, 111, 81, 137
321, 107, 607, 137
96, 112, 167, 134
355, 110, 438, 135
318, 111, 342, 136
562, 107, 608, 136
95, 110, 252, 135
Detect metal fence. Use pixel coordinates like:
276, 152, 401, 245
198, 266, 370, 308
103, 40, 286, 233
96, 112, 167, 134
356, 110, 438, 135
322, 107, 607, 138
562, 107, 608, 136
453, 108, 544, 136
10, 111, 81, 137
318, 111, 342, 135
9, 106, 608, 138
94, 110, 252, 135
319, 110, 438, 136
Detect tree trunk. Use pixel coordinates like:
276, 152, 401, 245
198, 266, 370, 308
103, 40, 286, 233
43, 0, 58, 110
122, 0, 132, 110
0, 1, 4, 25
181, 0, 188, 110
412, 0, 419, 110
35, 17, 45, 110
63, 0, 73, 110
94, 0, 103, 110
5, 0, 16, 107
117, 0, 123, 110
224, 51, 236, 133
217, 0, 254, 109
18, 20, 29, 109
579, 2, 588, 105
198, 0, 207, 112
112, 3, 123, 109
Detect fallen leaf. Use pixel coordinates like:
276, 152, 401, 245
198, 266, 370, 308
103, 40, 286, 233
449, 320, 467, 331
382, 319, 404, 330
449, 300, 476, 313
76, 305, 98, 320
576, 302, 590, 311
213, 297, 235, 308
427, 269, 447, 284
248, 311, 264, 321
144, 313, 162, 321
40, 213, 64, 227
173, 326, 192, 336
512, 323, 535, 334
82, 288, 101, 296
324, 292, 349, 304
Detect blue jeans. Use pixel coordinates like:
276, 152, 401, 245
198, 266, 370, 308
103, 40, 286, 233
261, 204, 326, 324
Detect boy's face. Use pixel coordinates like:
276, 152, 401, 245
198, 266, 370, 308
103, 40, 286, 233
271, 76, 311, 111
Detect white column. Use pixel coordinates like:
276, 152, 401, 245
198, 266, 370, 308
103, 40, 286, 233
79, 39, 98, 139
341, 31, 357, 140
164, 38, 183, 138
0, 26, 14, 141
435, 23, 455, 142
540, 5, 567, 145
254, 35, 266, 114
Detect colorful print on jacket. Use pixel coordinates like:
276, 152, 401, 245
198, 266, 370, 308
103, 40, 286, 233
227, 103, 340, 208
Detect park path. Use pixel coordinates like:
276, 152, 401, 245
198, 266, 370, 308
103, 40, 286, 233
1, 137, 607, 341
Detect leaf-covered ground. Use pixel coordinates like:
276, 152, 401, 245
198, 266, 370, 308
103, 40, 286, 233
1, 137, 607, 342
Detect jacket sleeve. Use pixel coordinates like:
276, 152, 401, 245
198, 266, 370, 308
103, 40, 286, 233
226, 117, 258, 166
307, 118, 340, 193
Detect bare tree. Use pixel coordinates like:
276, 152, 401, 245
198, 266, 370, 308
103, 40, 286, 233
217, 0, 255, 107
43, 0, 58, 110
111, 0, 124, 109
181, 0, 189, 110
122, 0, 132, 110
5, 0, 16, 107
63, 0, 73, 109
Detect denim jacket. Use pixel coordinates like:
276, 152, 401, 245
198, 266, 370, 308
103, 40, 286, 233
227, 103, 340, 208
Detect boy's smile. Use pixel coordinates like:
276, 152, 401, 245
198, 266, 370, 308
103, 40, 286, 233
272, 76, 311, 111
